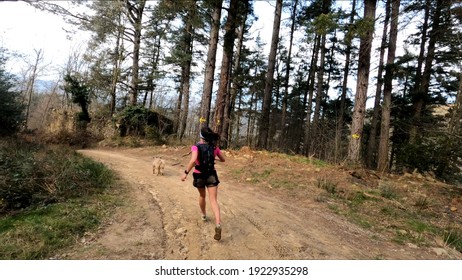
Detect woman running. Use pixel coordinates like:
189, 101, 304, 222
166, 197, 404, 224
181, 126, 225, 240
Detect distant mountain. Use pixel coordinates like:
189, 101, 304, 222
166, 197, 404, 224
35, 79, 58, 93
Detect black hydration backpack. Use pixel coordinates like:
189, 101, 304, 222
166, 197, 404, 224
195, 143, 215, 175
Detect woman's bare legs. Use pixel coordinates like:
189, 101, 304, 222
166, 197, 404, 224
207, 186, 222, 240
206, 186, 220, 225
197, 187, 207, 218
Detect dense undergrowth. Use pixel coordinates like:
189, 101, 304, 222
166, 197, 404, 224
0, 137, 118, 259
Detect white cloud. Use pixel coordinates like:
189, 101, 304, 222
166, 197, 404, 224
0, 1, 84, 77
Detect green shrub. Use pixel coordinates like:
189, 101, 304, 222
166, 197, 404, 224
379, 184, 398, 200
0, 138, 118, 259
0, 139, 113, 212
414, 196, 430, 210
317, 178, 337, 194
442, 227, 462, 253
0, 51, 25, 136
395, 134, 462, 184
115, 105, 174, 138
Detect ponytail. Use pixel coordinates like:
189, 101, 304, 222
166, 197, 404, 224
200, 127, 219, 147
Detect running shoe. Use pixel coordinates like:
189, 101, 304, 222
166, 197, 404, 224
214, 224, 222, 241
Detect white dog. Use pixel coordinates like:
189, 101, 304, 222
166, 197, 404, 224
152, 157, 165, 176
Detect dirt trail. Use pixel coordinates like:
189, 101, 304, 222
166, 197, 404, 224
65, 147, 460, 260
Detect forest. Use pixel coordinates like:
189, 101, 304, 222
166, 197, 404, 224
1, 0, 462, 183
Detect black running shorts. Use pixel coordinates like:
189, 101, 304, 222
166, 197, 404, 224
192, 170, 220, 188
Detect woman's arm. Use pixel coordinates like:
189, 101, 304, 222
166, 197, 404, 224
216, 150, 225, 162
181, 150, 198, 181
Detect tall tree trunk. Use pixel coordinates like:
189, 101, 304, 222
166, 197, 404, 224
226, 2, 249, 148
257, 0, 282, 150
213, 0, 238, 142
409, 0, 431, 142
279, 0, 299, 151
110, 17, 124, 116
418, 0, 442, 114
110, 41, 120, 116
143, 27, 162, 108
377, 0, 400, 172
347, 0, 377, 164
178, 19, 194, 140
200, 0, 222, 128
366, 0, 391, 168
220, 61, 232, 147
311, 0, 332, 156
148, 34, 162, 109
311, 33, 327, 155
303, 34, 321, 155
174, 82, 183, 133
247, 85, 257, 147
235, 90, 243, 147
126, 0, 146, 106
268, 59, 282, 151
335, 0, 356, 162
24, 49, 44, 131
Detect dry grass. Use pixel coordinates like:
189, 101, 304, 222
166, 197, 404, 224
221, 147, 462, 253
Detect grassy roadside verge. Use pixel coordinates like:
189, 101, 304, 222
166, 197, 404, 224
225, 148, 462, 254
0, 193, 121, 259
0, 138, 120, 259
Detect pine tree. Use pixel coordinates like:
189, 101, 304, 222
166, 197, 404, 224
213, 0, 239, 143
200, 0, 222, 128
0, 49, 25, 135
347, 0, 377, 165
225, 0, 253, 148
366, 0, 391, 168
377, 0, 400, 172
336, 0, 357, 163
257, 0, 283, 150
279, 0, 299, 151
